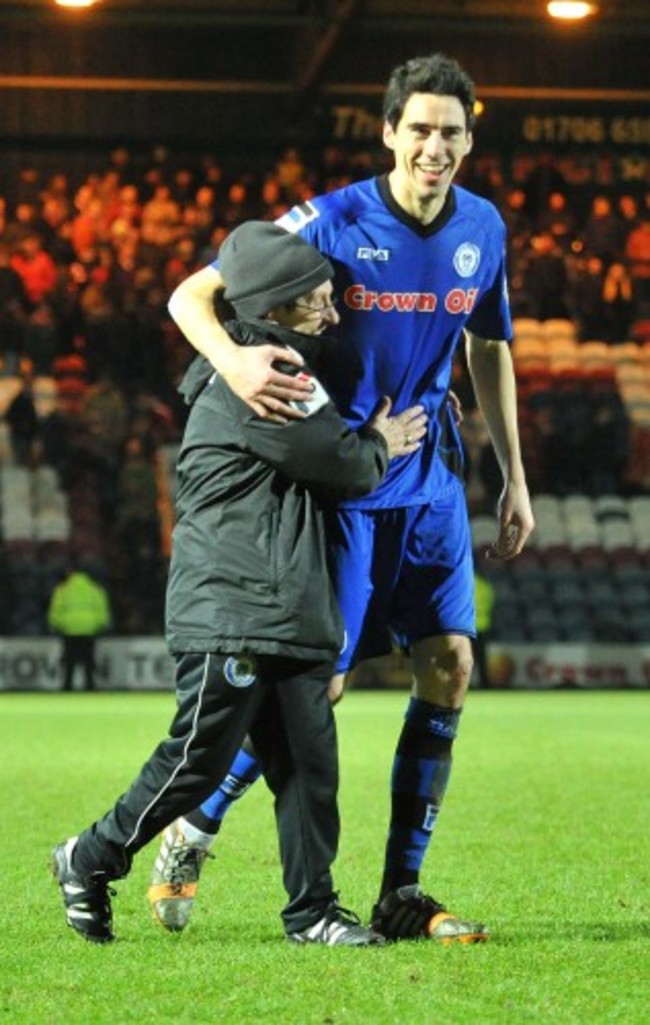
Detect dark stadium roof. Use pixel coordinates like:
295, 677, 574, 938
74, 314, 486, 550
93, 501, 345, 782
1, 1, 649, 31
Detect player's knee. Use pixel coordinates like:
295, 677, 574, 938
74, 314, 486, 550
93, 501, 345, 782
412, 636, 473, 705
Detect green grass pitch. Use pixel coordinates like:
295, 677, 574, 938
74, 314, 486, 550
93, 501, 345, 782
1, 688, 648, 1024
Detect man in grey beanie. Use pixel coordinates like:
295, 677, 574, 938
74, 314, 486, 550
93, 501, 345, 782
52, 221, 427, 947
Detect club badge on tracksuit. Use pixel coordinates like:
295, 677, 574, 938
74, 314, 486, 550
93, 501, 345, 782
224, 655, 258, 688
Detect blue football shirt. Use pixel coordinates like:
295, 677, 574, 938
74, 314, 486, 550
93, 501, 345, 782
275, 176, 512, 509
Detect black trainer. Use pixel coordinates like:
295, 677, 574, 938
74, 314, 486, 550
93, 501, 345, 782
51, 837, 115, 944
288, 902, 385, 946
371, 884, 490, 945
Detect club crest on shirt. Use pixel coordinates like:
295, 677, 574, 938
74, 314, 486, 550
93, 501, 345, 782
224, 655, 258, 688
453, 242, 481, 278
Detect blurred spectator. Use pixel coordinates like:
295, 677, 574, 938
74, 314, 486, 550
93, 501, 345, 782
580, 194, 625, 262
171, 167, 195, 206
537, 389, 591, 495
259, 175, 290, 220
197, 223, 228, 266
40, 172, 71, 213
183, 184, 217, 247
582, 392, 630, 495
521, 232, 570, 320
70, 191, 106, 259
601, 261, 636, 341
47, 565, 112, 691
116, 434, 160, 546
23, 300, 61, 374
536, 190, 576, 252
141, 184, 182, 249
200, 154, 224, 190
88, 241, 132, 308
14, 166, 41, 206
77, 280, 130, 380
568, 254, 606, 340
500, 186, 533, 250
105, 183, 142, 235
113, 432, 165, 632
221, 179, 255, 228
0, 240, 29, 371
473, 569, 495, 689
4, 201, 42, 247
163, 235, 200, 292
5, 368, 39, 465
274, 146, 307, 200
39, 196, 71, 251
106, 145, 132, 180
10, 232, 58, 306
624, 216, 650, 317
71, 371, 130, 515
81, 370, 129, 450
523, 152, 568, 221
617, 193, 640, 235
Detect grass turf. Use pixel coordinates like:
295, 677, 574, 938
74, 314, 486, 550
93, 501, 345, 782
1, 688, 648, 1024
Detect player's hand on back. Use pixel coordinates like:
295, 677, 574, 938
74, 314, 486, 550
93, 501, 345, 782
369, 397, 428, 459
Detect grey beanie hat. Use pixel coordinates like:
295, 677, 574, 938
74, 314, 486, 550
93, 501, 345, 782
219, 221, 334, 317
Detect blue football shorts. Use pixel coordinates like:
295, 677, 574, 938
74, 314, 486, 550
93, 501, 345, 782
327, 487, 476, 673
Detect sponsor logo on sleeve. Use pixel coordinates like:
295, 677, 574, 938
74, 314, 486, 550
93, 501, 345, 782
276, 202, 319, 233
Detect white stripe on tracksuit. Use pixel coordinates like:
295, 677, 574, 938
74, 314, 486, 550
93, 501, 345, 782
124, 654, 211, 849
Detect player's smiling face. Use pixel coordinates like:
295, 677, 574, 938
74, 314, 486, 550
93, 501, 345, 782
383, 92, 473, 221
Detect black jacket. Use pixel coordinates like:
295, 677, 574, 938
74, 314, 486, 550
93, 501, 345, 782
165, 318, 388, 659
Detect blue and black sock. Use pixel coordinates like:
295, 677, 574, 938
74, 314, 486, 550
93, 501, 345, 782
379, 697, 461, 899
185, 741, 263, 836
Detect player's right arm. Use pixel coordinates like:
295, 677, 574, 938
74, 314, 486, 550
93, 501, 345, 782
167, 264, 314, 422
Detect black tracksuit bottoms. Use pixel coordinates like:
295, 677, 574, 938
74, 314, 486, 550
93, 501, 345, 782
72, 651, 339, 934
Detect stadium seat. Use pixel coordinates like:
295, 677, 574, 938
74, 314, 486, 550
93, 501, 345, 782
620, 582, 650, 611
471, 515, 498, 549
590, 607, 630, 642
629, 319, 650, 344
558, 606, 596, 641
611, 561, 650, 587
512, 317, 544, 342
550, 578, 585, 609
580, 342, 616, 381
600, 523, 635, 553
514, 571, 550, 604
625, 607, 650, 642
541, 318, 578, 343
32, 376, 59, 418
562, 494, 596, 519
0, 376, 24, 417
593, 495, 629, 521
532, 493, 563, 521
525, 604, 561, 641
584, 578, 619, 609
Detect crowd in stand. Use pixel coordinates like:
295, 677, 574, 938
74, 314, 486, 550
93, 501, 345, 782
1, 143, 649, 636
